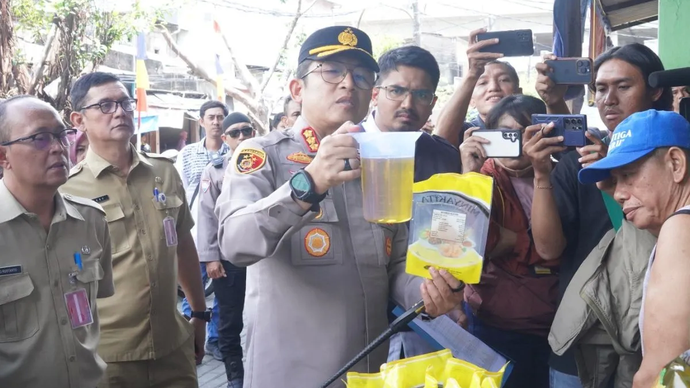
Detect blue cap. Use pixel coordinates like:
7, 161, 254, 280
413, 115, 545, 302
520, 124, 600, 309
578, 110, 690, 184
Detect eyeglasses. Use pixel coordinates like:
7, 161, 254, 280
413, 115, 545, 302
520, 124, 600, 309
1, 129, 77, 150
302, 61, 376, 90
80, 99, 137, 114
225, 127, 254, 138
377, 85, 436, 106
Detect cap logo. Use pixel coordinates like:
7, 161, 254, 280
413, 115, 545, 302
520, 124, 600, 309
609, 129, 632, 151
338, 28, 358, 47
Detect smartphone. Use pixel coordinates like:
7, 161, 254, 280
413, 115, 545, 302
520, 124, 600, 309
477, 29, 534, 57
531, 114, 588, 147
545, 58, 593, 85
472, 129, 522, 158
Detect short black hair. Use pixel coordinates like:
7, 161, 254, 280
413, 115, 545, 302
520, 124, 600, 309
70, 72, 123, 111
593, 43, 673, 111
283, 96, 294, 115
486, 94, 546, 129
376, 46, 441, 90
272, 113, 286, 130
200, 100, 229, 118
485, 60, 520, 88
296, 60, 313, 83
0, 95, 42, 143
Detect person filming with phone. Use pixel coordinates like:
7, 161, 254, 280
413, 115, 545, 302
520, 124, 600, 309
459, 94, 558, 388
526, 43, 673, 388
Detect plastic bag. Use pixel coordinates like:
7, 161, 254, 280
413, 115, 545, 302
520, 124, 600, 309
654, 356, 690, 387
346, 349, 507, 388
406, 173, 493, 284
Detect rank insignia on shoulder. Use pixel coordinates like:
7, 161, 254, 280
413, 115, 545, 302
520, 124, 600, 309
286, 152, 313, 165
300, 127, 320, 153
235, 148, 267, 174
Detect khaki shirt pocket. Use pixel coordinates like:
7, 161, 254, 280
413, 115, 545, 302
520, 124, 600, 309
103, 203, 130, 254
75, 260, 104, 305
372, 223, 396, 267
151, 194, 183, 218
0, 273, 39, 342
291, 199, 343, 266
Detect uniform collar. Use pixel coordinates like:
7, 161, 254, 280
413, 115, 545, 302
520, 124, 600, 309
291, 116, 322, 154
361, 109, 382, 132
0, 180, 83, 224
84, 144, 152, 178
195, 137, 229, 155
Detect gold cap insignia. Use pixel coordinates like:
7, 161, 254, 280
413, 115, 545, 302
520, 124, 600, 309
338, 28, 358, 47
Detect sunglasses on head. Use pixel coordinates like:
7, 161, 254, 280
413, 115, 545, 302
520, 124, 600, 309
225, 126, 254, 138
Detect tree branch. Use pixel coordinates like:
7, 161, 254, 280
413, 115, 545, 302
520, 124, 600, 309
216, 25, 261, 98
28, 22, 59, 95
157, 25, 262, 120
260, 0, 306, 93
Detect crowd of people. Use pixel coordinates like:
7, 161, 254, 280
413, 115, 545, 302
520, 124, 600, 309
0, 22, 689, 388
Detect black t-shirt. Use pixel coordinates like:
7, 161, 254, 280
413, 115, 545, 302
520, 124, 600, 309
414, 133, 462, 182
548, 150, 615, 374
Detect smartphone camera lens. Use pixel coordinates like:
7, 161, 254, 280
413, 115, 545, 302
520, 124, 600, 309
577, 119, 583, 125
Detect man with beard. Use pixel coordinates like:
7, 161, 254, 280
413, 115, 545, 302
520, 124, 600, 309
215, 26, 463, 388
0, 96, 114, 388
62, 72, 208, 387
436, 28, 521, 148
363, 45, 461, 182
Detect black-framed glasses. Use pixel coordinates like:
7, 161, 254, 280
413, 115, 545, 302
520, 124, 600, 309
225, 127, 254, 138
80, 99, 137, 114
302, 61, 376, 90
377, 85, 436, 106
1, 129, 77, 150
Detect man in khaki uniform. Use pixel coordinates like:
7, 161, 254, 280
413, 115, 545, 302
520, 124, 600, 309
61, 72, 208, 388
0, 96, 114, 388
197, 112, 255, 388
215, 26, 464, 388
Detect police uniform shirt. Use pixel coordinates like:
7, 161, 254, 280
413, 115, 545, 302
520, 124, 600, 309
0, 180, 114, 388
60, 146, 195, 362
197, 152, 231, 263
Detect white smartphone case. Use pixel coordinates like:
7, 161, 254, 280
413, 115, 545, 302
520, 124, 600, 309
472, 130, 522, 158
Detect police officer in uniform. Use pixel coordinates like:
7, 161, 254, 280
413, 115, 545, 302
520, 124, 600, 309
0, 96, 114, 388
61, 72, 208, 388
197, 112, 255, 388
215, 26, 464, 388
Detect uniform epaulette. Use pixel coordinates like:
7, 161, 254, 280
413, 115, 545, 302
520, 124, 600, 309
68, 162, 84, 178
62, 193, 106, 215
141, 151, 175, 163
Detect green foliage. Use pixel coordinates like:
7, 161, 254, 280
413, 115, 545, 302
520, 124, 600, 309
11, 0, 178, 69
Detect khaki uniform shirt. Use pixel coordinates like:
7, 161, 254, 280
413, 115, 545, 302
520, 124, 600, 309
197, 153, 232, 263
60, 146, 195, 362
215, 117, 422, 388
0, 180, 114, 388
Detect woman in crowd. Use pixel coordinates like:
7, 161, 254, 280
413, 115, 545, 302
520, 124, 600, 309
460, 94, 559, 388
69, 129, 88, 167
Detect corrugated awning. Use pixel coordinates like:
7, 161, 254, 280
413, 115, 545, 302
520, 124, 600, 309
599, 0, 658, 30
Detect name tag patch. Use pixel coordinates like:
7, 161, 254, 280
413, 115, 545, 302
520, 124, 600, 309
0, 265, 22, 276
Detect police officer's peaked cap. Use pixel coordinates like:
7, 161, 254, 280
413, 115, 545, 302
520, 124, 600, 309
298, 26, 379, 72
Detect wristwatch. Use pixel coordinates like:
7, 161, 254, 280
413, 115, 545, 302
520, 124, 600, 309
190, 309, 212, 322
289, 168, 327, 211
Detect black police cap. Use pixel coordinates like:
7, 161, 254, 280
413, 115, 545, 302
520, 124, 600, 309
298, 26, 379, 72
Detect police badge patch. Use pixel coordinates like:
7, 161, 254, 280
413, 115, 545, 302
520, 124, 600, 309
201, 179, 211, 193
235, 148, 267, 174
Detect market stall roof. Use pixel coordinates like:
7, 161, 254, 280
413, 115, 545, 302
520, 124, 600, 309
599, 0, 658, 30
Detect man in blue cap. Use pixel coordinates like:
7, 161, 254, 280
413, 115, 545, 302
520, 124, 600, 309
215, 25, 464, 388
579, 110, 690, 388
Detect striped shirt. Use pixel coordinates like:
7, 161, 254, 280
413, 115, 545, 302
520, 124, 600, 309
174, 138, 229, 206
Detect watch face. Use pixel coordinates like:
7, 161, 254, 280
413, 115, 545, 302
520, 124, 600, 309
291, 172, 311, 194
